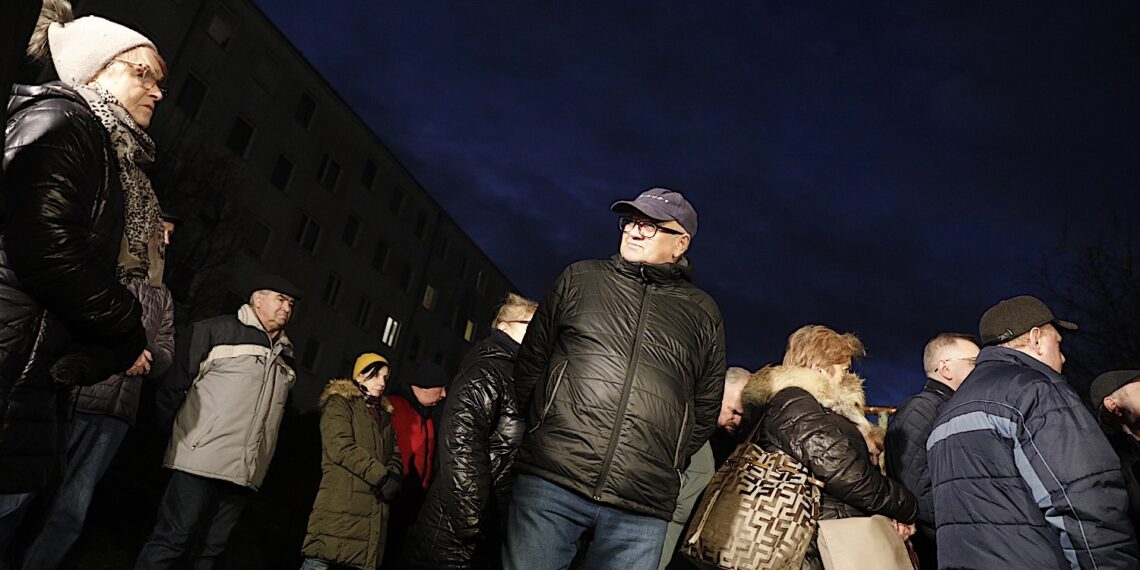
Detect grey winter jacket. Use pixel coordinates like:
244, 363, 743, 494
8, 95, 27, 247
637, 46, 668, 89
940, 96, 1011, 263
161, 304, 296, 489
75, 280, 175, 425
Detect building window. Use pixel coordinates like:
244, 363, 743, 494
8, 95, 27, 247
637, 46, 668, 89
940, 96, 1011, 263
408, 336, 422, 362
300, 337, 321, 370
295, 215, 321, 253
438, 237, 450, 259
269, 155, 293, 191
341, 215, 360, 247
371, 241, 390, 272
361, 160, 377, 189
226, 117, 253, 158
414, 212, 428, 239
317, 154, 341, 192
422, 285, 436, 311
464, 320, 475, 343
322, 273, 341, 306
389, 189, 404, 215
398, 263, 413, 293
246, 221, 270, 259
475, 270, 487, 294
176, 74, 207, 118
295, 93, 316, 128
457, 256, 468, 278
382, 317, 399, 347
207, 8, 236, 48
355, 297, 373, 329
252, 51, 280, 91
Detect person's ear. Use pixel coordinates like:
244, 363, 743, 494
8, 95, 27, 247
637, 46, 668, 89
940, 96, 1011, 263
1105, 397, 1122, 416
673, 234, 691, 259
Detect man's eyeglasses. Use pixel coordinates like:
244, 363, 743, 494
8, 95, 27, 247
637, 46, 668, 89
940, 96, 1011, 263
943, 357, 977, 365
618, 216, 684, 238
114, 59, 167, 95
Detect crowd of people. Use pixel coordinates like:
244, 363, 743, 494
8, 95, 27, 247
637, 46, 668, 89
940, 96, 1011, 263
2, 2, 1140, 570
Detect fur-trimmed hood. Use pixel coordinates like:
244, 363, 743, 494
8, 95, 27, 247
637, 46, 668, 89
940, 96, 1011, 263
743, 365, 878, 441
320, 379, 393, 413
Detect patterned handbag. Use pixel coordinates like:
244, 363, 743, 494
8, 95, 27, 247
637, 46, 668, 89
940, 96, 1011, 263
681, 423, 823, 570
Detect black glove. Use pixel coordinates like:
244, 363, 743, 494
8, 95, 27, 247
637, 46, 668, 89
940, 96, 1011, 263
375, 472, 402, 503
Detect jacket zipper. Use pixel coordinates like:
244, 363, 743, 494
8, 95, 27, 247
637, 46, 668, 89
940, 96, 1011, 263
592, 280, 653, 500
673, 401, 690, 468
529, 360, 568, 434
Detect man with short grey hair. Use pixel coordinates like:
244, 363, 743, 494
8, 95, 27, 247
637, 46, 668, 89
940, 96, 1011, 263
506, 188, 726, 570
1091, 370, 1140, 536
885, 332, 978, 569
139, 274, 302, 569
927, 295, 1137, 568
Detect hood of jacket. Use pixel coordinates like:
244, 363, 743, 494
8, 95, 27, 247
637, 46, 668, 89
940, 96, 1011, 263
320, 379, 393, 413
744, 364, 878, 441
7, 82, 88, 120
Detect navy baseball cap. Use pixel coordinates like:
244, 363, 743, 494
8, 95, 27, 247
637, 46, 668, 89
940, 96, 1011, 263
611, 187, 698, 237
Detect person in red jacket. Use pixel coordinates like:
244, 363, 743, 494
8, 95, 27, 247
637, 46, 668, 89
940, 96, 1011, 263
381, 362, 447, 568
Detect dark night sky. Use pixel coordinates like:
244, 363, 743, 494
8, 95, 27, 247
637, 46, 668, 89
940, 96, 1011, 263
256, 1, 1140, 405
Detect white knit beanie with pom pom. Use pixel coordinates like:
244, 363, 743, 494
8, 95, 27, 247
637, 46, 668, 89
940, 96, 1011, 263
30, 0, 156, 87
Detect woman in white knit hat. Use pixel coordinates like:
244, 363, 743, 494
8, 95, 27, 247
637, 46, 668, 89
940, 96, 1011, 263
0, 0, 168, 564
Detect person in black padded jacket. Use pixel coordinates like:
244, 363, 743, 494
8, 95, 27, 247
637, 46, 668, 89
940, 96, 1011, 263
744, 325, 917, 570
405, 293, 536, 569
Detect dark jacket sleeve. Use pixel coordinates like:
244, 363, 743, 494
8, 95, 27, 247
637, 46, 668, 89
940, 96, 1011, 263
438, 365, 497, 540
1018, 380, 1138, 568
155, 320, 210, 429
321, 395, 388, 487
687, 316, 726, 458
144, 285, 176, 379
764, 387, 918, 523
514, 267, 569, 412
884, 394, 938, 529
3, 103, 144, 368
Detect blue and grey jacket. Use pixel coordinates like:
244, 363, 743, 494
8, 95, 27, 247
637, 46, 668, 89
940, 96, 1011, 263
927, 346, 1138, 569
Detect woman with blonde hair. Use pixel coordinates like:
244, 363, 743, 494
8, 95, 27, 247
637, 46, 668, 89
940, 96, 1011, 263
744, 325, 917, 569
406, 293, 537, 569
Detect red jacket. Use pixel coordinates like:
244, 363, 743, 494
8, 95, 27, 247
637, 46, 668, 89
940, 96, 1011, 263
389, 394, 435, 489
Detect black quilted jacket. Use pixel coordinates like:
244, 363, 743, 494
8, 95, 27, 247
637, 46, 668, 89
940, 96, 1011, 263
406, 329, 525, 569
514, 255, 726, 520
0, 83, 145, 492
884, 378, 953, 541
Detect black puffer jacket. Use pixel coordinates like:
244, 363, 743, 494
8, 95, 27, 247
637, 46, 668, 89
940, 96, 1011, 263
884, 378, 954, 542
406, 329, 525, 569
745, 365, 917, 528
514, 255, 726, 520
0, 83, 145, 493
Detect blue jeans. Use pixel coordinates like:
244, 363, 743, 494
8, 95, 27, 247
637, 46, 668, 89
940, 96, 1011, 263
503, 474, 668, 570
20, 412, 129, 570
135, 470, 249, 569
299, 558, 331, 570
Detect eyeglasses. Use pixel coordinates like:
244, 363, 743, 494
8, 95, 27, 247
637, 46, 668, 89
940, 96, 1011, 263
618, 216, 684, 238
943, 357, 977, 365
114, 59, 167, 96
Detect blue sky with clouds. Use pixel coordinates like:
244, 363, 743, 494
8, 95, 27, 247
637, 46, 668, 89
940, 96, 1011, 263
258, 0, 1139, 404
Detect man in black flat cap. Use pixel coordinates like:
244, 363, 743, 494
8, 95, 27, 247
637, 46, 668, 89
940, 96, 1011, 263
505, 188, 726, 570
1091, 370, 1140, 535
139, 274, 302, 568
927, 295, 1137, 569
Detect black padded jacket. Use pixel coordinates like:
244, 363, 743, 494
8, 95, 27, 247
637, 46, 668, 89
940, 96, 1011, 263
0, 83, 145, 492
406, 329, 525, 569
513, 255, 726, 520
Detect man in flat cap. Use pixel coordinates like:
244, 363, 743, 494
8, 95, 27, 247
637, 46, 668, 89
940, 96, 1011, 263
138, 274, 302, 568
927, 295, 1137, 568
1091, 370, 1140, 536
505, 188, 726, 570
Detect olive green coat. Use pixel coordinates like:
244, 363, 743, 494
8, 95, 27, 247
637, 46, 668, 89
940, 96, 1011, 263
302, 380, 402, 569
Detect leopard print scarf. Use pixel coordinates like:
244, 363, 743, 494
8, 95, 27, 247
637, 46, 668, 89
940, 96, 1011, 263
75, 83, 163, 285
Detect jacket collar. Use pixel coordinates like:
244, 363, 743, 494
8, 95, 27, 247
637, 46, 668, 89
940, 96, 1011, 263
976, 346, 1065, 384
238, 304, 293, 353
487, 329, 520, 359
922, 378, 955, 401
610, 254, 692, 285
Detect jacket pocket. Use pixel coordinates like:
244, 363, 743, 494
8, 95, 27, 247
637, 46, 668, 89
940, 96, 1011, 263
190, 414, 220, 449
529, 360, 568, 434
673, 401, 691, 468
